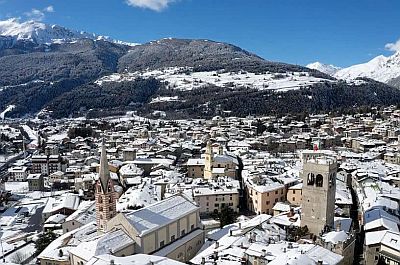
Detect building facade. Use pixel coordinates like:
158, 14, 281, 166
301, 156, 337, 235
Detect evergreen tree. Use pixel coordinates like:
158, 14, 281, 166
35, 231, 58, 256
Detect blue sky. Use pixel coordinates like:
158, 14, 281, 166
1, 0, 399, 67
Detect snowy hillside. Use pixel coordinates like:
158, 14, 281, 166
306, 62, 341, 76
334, 52, 400, 83
0, 18, 137, 46
95, 67, 335, 92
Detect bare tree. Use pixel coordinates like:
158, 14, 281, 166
10, 251, 27, 264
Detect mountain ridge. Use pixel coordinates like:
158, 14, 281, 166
0, 18, 138, 47
306, 62, 341, 76
0, 19, 399, 119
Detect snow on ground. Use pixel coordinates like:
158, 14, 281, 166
117, 181, 158, 211
150, 96, 181, 104
5, 182, 29, 193
335, 52, 400, 83
4, 242, 36, 263
48, 131, 68, 141
95, 67, 335, 92
0, 105, 15, 120
21, 125, 38, 147
0, 80, 44, 93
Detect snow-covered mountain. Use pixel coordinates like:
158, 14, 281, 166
334, 52, 400, 84
306, 62, 341, 76
0, 18, 137, 46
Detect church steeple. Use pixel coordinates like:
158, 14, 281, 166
96, 139, 116, 232
99, 139, 111, 192
204, 140, 214, 180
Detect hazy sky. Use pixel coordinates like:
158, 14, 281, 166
1, 0, 399, 67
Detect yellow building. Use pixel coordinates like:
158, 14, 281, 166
243, 171, 287, 215
192, 177, 240, 214
287, 183, 303, 206
200, 141, 239, 180
106, 194, 204, 263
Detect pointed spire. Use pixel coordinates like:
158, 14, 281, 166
99, 138, 110, 192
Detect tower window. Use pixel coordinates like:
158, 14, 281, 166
307, 173, 315, 185
316, 174, 323, 187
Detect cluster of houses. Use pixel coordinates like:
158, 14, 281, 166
0, 107, 399, 264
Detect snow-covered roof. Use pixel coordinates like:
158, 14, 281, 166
42, 193, 80, 216
86, 254, 186, 265
124, 194, 199, 236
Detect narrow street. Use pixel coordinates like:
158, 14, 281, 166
350, 186, 364, 265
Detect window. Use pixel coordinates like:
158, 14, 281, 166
181, 230, 186, 236
267, 192, 269, 196
316, 174, 323, 187
293, 190, 296, 194
215, 203, 219, 207
307, 173, 315, 185
275, 190, 278, 195
171, 235, 175, 241
206, 202, 209, 206
160, 240, 165, 247
99, 206, 103, 212
292, 197, 295, 201
266, 201, 270, 205
275, 198, 278, 203
191, 224, 195, 230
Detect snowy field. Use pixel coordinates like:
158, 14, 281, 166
0, 105, 15, 120
21, 125, 39, 147
95, 67, 335, 92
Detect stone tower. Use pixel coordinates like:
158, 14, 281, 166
204, 140, 214, 179
218, 144, 224, 155
95, 140, 117, 232
301, 155, 336, 235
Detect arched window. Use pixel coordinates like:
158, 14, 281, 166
307, 173, 315, 185
316, 174, 323, 187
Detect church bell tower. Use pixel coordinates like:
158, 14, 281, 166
301, 155, 336, 235
95, 140, 117, 232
